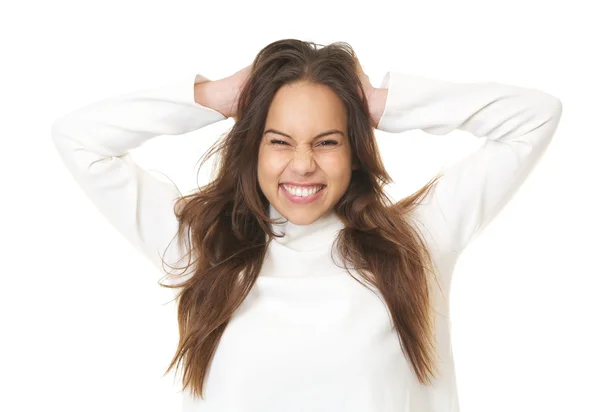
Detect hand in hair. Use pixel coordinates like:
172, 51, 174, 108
353, 55, 385, 128
354, 55, 376, 104
195, 64, 252, 120
225, 64, 252, 120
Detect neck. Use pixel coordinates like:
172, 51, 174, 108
268, 204, 344, 251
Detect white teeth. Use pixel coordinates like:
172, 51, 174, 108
282, 184, 324, 197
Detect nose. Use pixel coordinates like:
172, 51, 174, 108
289, 147, 316, 175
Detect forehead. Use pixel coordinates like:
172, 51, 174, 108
265, 82, 347, 131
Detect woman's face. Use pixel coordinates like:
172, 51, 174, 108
258, 81, 355, 225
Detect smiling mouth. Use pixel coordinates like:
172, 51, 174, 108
279, 184, 326, 197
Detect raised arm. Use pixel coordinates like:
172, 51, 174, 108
374, 71, 563, 256
51, 72, 229, 277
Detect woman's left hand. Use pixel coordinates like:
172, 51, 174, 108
354, 55, 376, 104
353, 55, 384, 128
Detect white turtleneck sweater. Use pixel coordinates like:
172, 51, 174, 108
51, 70, 562, 412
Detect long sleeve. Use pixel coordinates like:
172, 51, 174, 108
51, 73, 227, 275
376, 71, 563, 256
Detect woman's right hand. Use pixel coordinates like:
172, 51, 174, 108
194, 64, 252, 119
220, 64, 252, 119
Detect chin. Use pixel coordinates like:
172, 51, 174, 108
280, 208, 322, 226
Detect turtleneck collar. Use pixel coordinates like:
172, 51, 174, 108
268, 204, 345, 252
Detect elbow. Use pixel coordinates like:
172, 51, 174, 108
50, 115, 76, 143
545, 94, 562, 117
50, 116, 77, 152
536, 92, 563, 120
50, 119, 65, 143
552, 97, 563, 118
51, 115, 69, 136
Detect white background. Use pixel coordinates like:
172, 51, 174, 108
1, 0, 598, 411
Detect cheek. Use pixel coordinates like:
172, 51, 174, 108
257, 153, 286, 184
318, 154, 352, 179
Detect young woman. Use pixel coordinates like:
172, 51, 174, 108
51, 39, 562, 412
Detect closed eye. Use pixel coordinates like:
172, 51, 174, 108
269, 139, 338, 147
317, 140, 338, 147
269, 139, 288, 145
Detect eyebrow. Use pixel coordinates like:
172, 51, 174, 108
263, 128, 345, 140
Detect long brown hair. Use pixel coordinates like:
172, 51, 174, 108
159, 39, 444, 400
